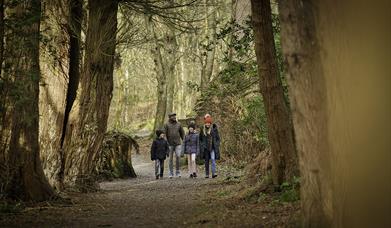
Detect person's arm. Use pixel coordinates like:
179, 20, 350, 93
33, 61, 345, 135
165, 141, 170, 157
179, 124, 185, 140
196, 134, 200, 156
182, 135, 187, 154
199, 128, 205, 155
214, 125, 221, 145
151, 140, 156, 161
163, 123, 168, 137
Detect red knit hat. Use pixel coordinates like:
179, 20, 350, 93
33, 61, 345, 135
204, 114, 212, 124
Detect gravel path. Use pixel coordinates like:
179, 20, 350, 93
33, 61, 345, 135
0, 139, 299, 227
0, 141, 222, 228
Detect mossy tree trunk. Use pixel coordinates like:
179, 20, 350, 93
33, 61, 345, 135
164, 24, 178, 119
278, 0, 391, 226
200, 0, 217, 94
148, 16, 168, 133
278, 0, 331, 226
250, 0, 298, 186
0, 0, 55, 201
38, 0, 83, 190
0, 0, 4, 77
61, 0, 119, 190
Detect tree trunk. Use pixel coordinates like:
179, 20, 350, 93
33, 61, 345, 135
278, 0, 391, 227
200, 0, 217, 94
278, 0, 331, 226
0, 0, 4, 77
0, 0, 54, 201
56, 0, 83, 189
250, 0, 298, 186
38, 0, 71, 189
61, 0, 118, 190
164, 25, 178, 119
148, 17, 168, 133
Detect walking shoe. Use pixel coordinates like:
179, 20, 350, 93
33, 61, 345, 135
212, 175, 218, 178
169, 175, 173, 179
193, 172, 197, 178
156, 175, 159, 180
190, 174, 193, 178
205, 176, 209, 178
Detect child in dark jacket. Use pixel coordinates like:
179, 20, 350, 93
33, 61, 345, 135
182, 123, 200, 178
151, 130, 169, 179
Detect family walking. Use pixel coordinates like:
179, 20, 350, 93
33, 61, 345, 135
150, 113, 220, 179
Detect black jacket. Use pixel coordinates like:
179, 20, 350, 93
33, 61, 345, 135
199, 124, 220, 160
151, 138, 169, 160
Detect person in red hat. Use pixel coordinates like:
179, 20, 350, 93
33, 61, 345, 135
199, 114, 220, 178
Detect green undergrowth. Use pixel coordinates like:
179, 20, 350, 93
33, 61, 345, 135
0, 201, 24, 214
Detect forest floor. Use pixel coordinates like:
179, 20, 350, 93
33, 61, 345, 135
0, 138, 299, 227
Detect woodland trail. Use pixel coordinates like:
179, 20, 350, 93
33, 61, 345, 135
0, 139, 299, 227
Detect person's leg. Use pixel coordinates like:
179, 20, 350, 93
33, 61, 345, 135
211, 150, 217, 177
155, 160, 160, 179
205, 158, 210, 177
191, 153, 197, 176
160, 159, 164, 177
175, 145, 181, 177
187, 154, 192, 176
168, 146, 174, 177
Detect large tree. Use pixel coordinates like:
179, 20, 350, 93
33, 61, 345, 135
0, 0, 54, 201
250, 0, 298, 186
278, 0, 390, 226
38, 0, 84, 190
60, 0, 119, 190
200, 0, 217, 94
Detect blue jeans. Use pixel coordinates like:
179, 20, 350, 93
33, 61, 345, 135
204, 150, 216, 177
169, 145, 182, 176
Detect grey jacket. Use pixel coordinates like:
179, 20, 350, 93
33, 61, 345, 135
164, 120, 185, 146
182, 132, 200, 155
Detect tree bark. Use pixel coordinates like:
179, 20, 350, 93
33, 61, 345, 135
61, 0, 119, 190
0, 0, 4, 77
250, 0, 298, 186
278, 0, 391, 226
147, 17, 168, 133
60, 0, 83, 147
278, 0, 331, 226
164, 25, 178, 119
0, 0, 54, 201
56, 0, 83, 189
200, 0, 217, 94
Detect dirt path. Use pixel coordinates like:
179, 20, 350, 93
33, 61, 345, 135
0, 139, 299, 227
0, 139, 224, 228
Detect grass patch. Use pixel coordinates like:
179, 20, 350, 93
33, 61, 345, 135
278, 177, 300, 203
216, 190, 230, 197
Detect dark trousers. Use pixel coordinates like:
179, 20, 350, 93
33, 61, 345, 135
155, 159, 164, 177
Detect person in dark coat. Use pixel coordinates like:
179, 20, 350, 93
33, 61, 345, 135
182, 123, 200, 178
199, 114, 220, 178
151, 129, 169, 179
